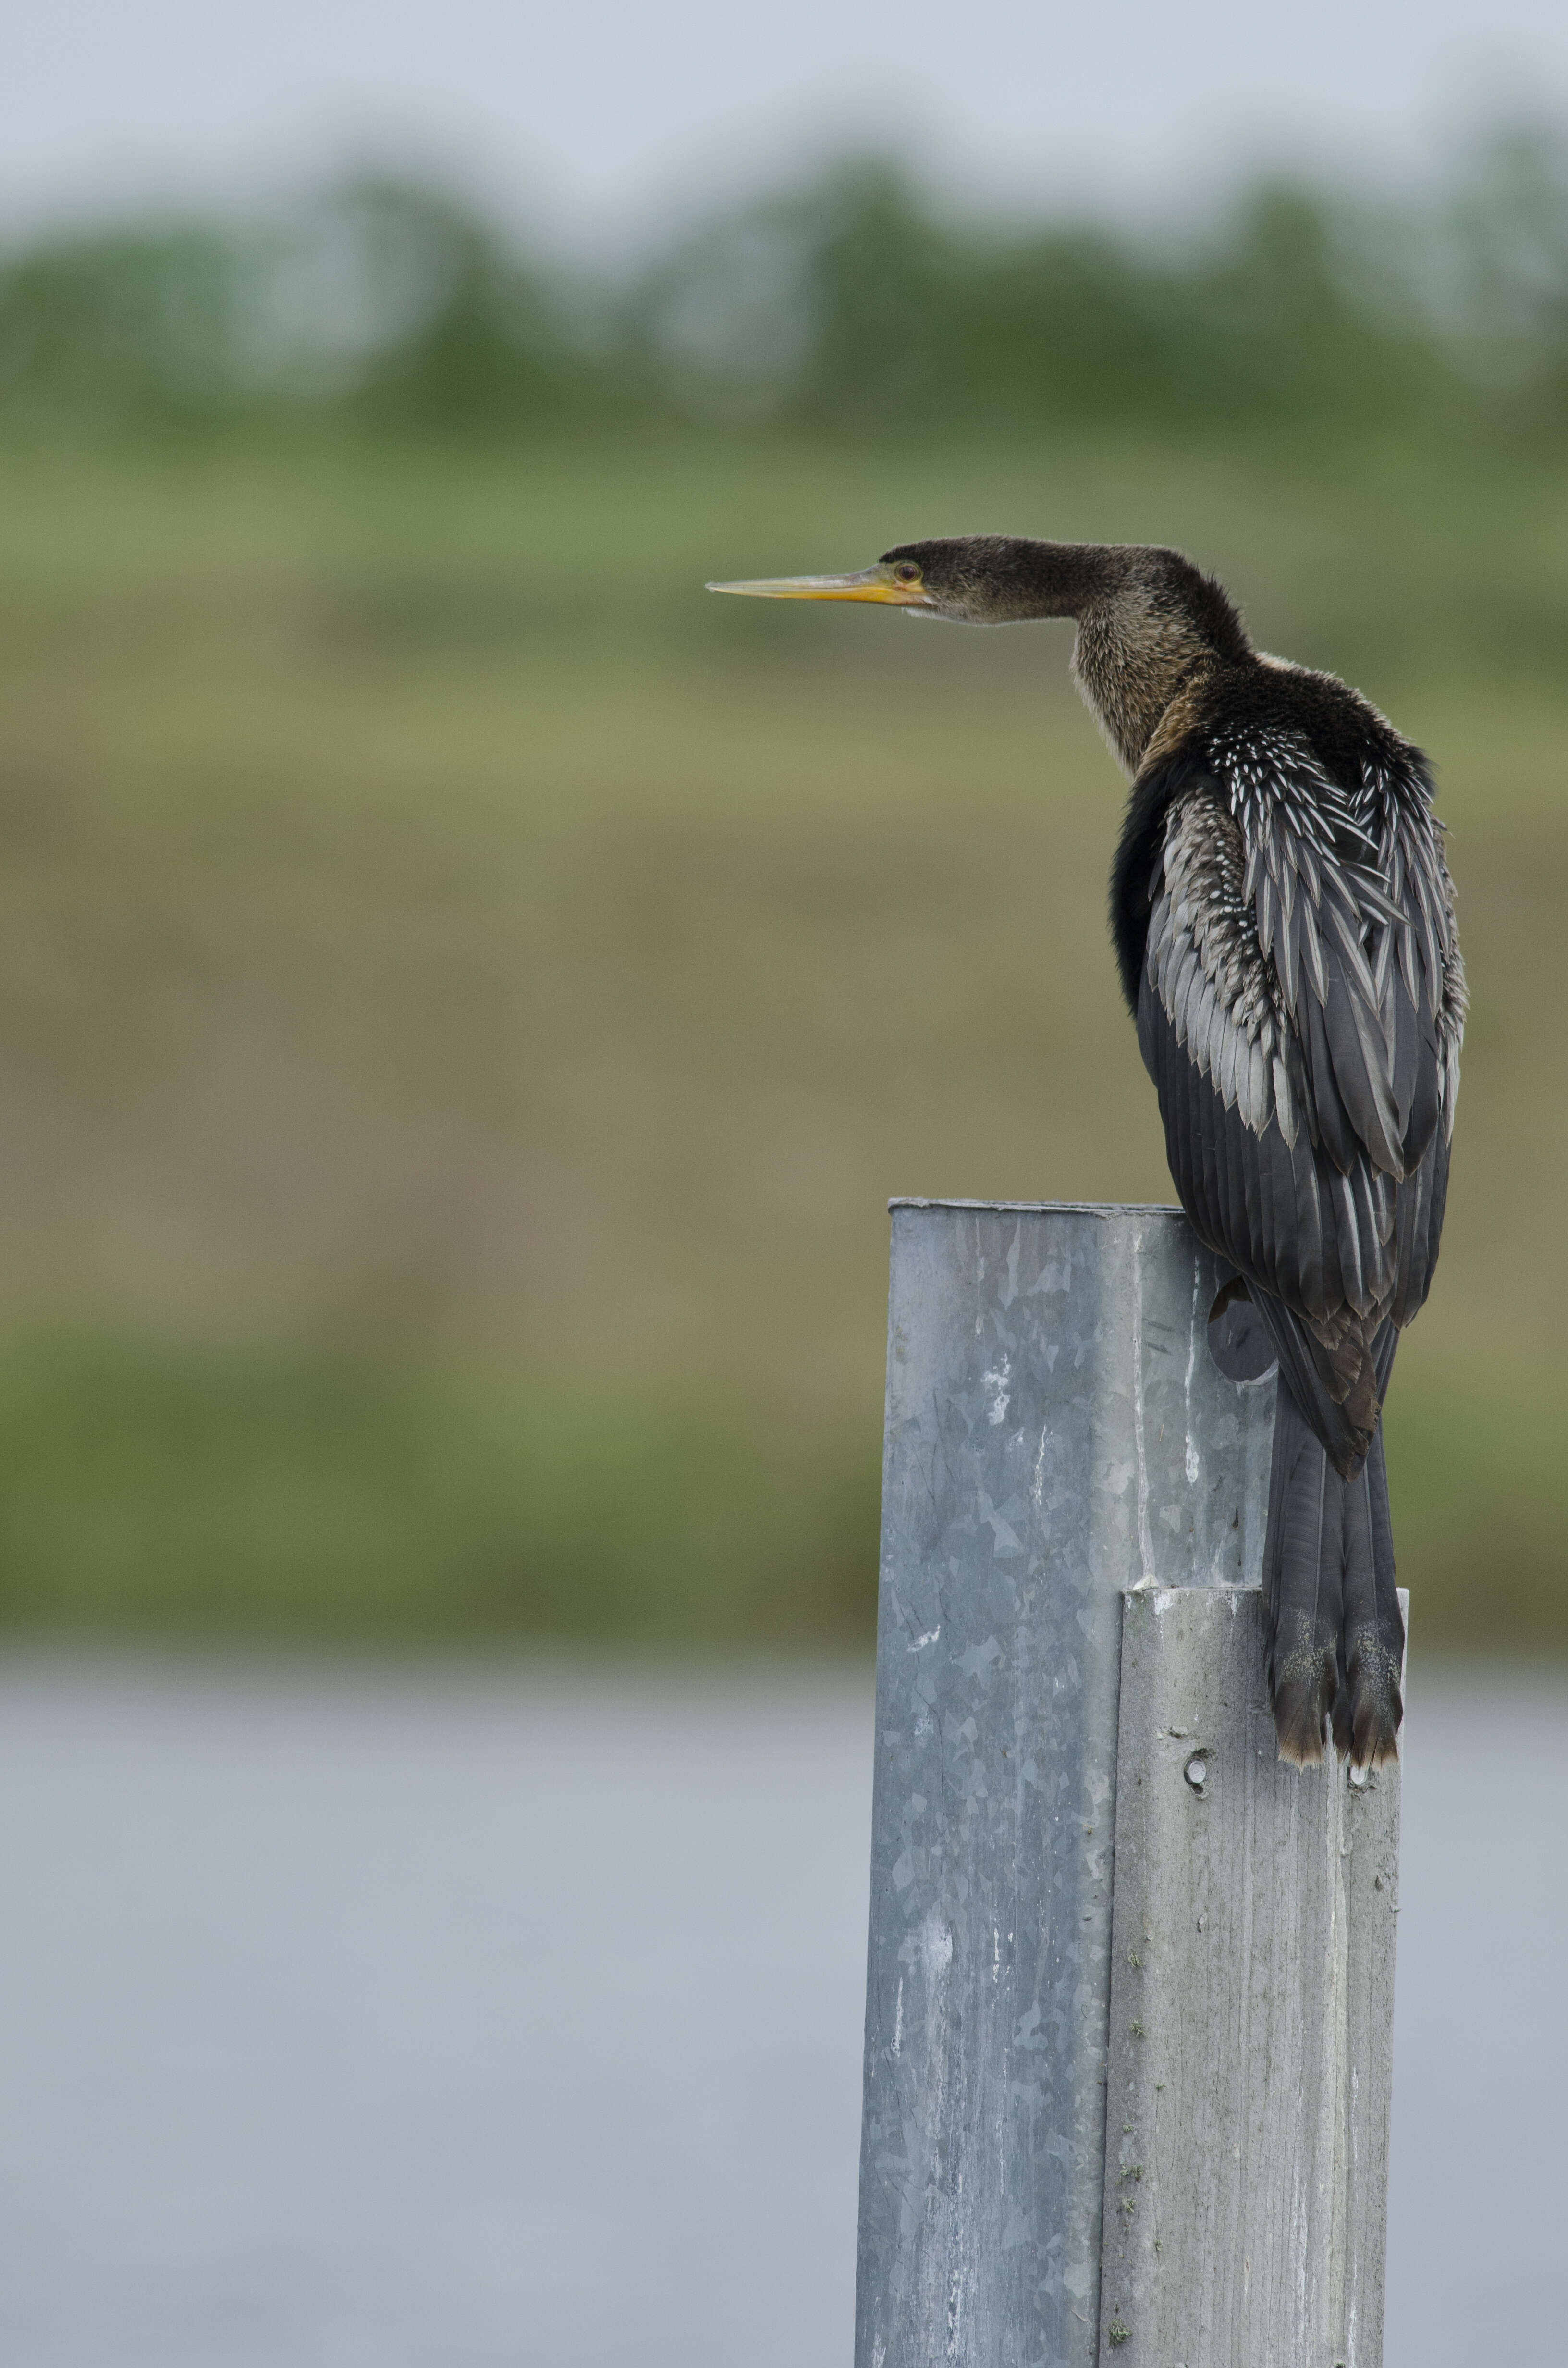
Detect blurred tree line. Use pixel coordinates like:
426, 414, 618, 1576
3, 129, 1568, 444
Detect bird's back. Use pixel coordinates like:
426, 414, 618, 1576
1113, 646, 1462, 1763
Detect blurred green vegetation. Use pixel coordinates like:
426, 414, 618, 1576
0, 146, 1565, 1652
0, 1339, 873, 1646
4, 132, 1568, 443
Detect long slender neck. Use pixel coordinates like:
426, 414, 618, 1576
1071, 592, 1223, 776
1013, 542, 1250, 775
910, 535, 1252, 771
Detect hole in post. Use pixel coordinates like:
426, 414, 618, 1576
1207, 1276, 1278, 1385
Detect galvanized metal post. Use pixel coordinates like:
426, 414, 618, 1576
853, 1199, 1402, 2368
1096, 1585, 1404, 2368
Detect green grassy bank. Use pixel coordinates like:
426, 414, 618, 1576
0, 429, 1562, 1650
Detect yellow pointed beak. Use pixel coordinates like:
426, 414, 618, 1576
706, 565, 931, 605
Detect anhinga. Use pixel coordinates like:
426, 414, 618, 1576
710, 539, 1464, 1770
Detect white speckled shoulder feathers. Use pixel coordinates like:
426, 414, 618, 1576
1145, 792, 1291, 1142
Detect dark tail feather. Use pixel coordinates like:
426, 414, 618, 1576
1264, 1378, 1344, 1766
1337, 1424, 1405, 1767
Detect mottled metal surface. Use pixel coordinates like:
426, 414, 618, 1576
854, 1202, 1275, 2368
1099, 1589, 1405, 2368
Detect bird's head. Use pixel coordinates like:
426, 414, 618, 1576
707, 535, 1126, 625
709, 533, 1255, 771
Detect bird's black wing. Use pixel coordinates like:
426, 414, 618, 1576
1122, 719, 1462, 1767
1131, 728, 1462, 1463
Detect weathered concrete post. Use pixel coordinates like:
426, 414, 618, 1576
853, 1199, 1402, 2368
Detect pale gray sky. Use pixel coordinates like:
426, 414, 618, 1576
4, 0, 1568, 245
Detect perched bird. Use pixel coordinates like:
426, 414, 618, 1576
709, 539, 1463, 1769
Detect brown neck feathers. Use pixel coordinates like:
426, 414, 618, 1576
1067, 548, 1250, 774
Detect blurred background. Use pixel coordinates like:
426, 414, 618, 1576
1, 2, 1566, 2363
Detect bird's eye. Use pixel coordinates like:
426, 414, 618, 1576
893, 563, 921, 585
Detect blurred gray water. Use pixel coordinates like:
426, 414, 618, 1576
0, 1659, 1563, 2368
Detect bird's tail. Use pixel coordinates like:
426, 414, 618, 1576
1264, 1378, 1405, 1769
